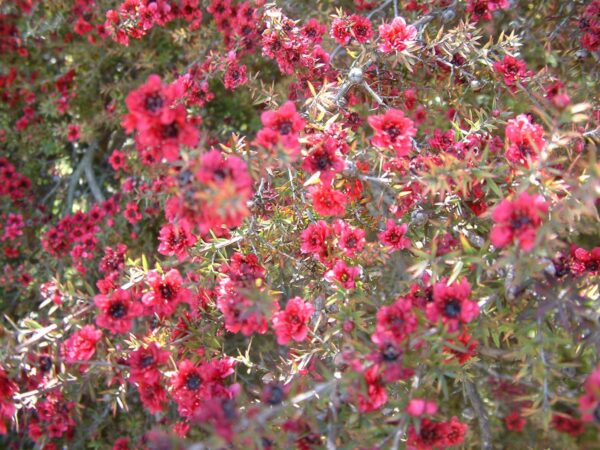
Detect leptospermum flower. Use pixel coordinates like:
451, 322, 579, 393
127, 342, 170, 385
426, 278, 479, 332
308, 184, 347, 217
271, 297, 315, 345
324, 259, 361, 289
256, 101, 305, 156
157, 219, 197, 261
142, 269, 192, 317
377, 17, 417, 53
490, 192, 549, 252
372, 296, 418, 346
378, 219, 410, 251
94, 288, 144, 334
368, 108, 417, 156
505, 114, 546, 166
579, 364, 600, 426
61, 325, 103, 371
407, 416, 468, 449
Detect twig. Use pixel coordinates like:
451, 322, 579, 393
83, 140, 105, 203
464, 380, 492, 450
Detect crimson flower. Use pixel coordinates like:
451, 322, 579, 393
94, 288, 143, 334
308, 184, 347, 217
128, 342, 170, 385
426, 278, 479, 332
142, 269, 192, 317
324, 259, 361, 289
378, 219, 410, 251
61, 325, 103, 370
378, 17, 417, 53
368, 108, 416, 156
271, 297, 315, 345
490, 191, 548, 252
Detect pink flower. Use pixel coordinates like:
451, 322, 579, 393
333, 220, 366, 257
61, 325, 102, 369
300, 220, 331, 256
142, 269, 192, 317
467, 0, 510, 22
356, 365, 388, 412
94, 288, 143, 334
258, 101, 305, 154
493, 55, 533, 89
378, 219, 410, 251
157, 219, 197, 261
505, 114, 546, 166
67, 124, 80, 142
425, 278, 479, 332
308, 184, 347, 217
368, 109, 416, 156
372, 296, 417, 346
406, 398, 438, 417
378, 17, 417, 53
579, 364, 600, 425
490, 192, 548, 252
128, 342, 170, 385
271, 297, 315, 345
324, 259, 361, 289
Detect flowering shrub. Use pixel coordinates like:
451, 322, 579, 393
0, 0, 599, 449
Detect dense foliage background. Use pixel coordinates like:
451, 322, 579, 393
0, 0, 599, 448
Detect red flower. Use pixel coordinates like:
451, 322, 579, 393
505, 114, 546, 166
124, 202, 142, 224
142, 269, 192, 317
127, 342, 170, 385
108, 149, 127, 171
324, 259, 361, 289
300, 220, 331, 256
372, 296, 417, 346
258, 101, 305, 155
378, 17, 417, 53
368, 108, 416, 156
356, 365, 388, 412
570, 245, 600, 276
331, 14, 373, 45
407, 416, 468, 450
223, 61, 248, 90
378, 219, 410, 251
426, 278, 479, 332
308, 184, 347, 217
504, 411, 526, 432
466, 0, 510, 22
170, 358, 237, 418
579, 364, 600, 426
333, 219, 366, 257
94, 288, 143, 334
490, 192, 548, 252
67, 124, 80, 142
136, 381, 167, 414
271, 297, 315, 345
551, 413, 584, 436
301, 136, 345, 183
444, 330, 478, 364
61, 325, 102, 370
157, 219, 197, 261
493, 55, 533, 89
0, 367, 17, 435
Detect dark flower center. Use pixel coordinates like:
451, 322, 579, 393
109, 302, 127, 319
159, 283, 175, 300
355, 26, 369, 37
277, 120, 293, 135
39, 356, 53, 372
345, 236, 357, 248
511, 214, 532, 230
385, 124, 401, 140
185, 373, 201, 390
145, 93, 163, 112
266, 385, 285, 405
140, 355, 155, 368
213, 167, 231, 181
382, 344, 400, 361
593, 404, 600, 423
162, 122, 179, 138
316, 153, 331, 170
444, 299, 461, 318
